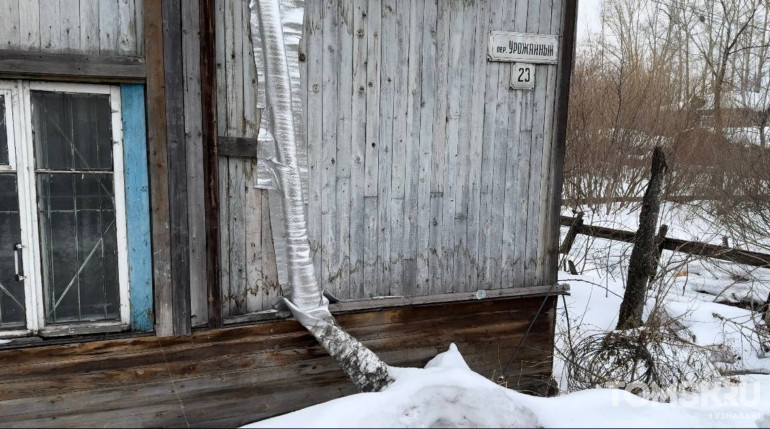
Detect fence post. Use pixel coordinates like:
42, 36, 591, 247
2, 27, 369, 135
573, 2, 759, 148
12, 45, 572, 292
648, 224, 669, 287
617, 146, 667, 330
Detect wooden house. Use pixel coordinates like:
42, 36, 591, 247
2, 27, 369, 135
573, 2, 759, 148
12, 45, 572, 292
0, 0, 577, 426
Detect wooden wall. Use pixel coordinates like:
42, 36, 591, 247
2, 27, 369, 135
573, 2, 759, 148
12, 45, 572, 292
0, 0, 144, 57
215, 0, 280, 321
0, 292, 558, 427
303, 0, 565, 299
213, 0, 567, 318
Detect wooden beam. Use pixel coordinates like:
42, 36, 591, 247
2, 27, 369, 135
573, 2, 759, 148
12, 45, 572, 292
226, 284, 570, 325
0, 50, 146, 82
543, 0, 578, 285
217, 136, 258, 158
560, 216, 770, 268
201, 0, 222, 329
163, 0, 192, 336
144, 0, 174, 337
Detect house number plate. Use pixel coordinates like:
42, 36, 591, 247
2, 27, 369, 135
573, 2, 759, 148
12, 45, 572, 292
510, 63, 535, 90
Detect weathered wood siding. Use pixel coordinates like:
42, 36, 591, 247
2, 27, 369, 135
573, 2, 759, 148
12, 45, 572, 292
215, 0, 566, 315
0, 294, 557, 427
304, 0, 565, 298
215, 0, 279, 320
0, 0, 143, 56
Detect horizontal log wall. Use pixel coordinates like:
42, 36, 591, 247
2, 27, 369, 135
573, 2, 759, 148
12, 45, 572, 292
0, 294, 557, 428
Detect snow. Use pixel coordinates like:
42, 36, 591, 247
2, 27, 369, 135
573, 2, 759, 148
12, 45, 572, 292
245, 202, 769, 428
246, 343, 770, 428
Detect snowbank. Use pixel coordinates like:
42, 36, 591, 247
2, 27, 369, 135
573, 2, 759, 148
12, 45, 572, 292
245, 344, 770, 428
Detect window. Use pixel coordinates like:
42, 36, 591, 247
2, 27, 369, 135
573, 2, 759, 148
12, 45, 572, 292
0, 81, 129, 337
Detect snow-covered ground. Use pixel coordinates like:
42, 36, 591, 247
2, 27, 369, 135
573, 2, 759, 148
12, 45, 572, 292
247, 202, 769, 428
246, 343, 770, 428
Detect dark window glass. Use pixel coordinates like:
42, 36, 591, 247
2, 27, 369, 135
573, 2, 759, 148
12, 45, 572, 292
0, 96, 8, 165
0, 174, 26, 329
31, 91, 113, 171
32, 92, 119, 324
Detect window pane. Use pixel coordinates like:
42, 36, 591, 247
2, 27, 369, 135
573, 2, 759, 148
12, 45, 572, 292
31, 91, 113, 171
37, 173, 119, 323
0, 95, 8, 166
0, 174, 26, 329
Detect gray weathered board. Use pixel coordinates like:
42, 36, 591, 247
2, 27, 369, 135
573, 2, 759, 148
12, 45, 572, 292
0, 0, 144, 56
0, 0, 567, 323
215, 0, 566, 316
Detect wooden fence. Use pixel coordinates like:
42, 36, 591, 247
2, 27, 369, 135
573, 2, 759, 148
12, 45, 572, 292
559, 215, 770, 268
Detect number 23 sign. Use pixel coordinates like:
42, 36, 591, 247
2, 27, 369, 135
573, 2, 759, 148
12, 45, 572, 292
510, 63, 534, 90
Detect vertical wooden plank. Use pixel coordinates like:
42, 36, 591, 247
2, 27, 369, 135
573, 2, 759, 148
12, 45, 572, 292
60, 0, 80, 52
136, 0, 144, 55
244, 173, 263, 312
121, 83, 154, 332
306, 0, 324, 286
261, 191, 279, 303
336, 0, 353, 299
388, 0, 409, 297
100, 0, 119, 53
349, 0, 368, 299
80, 0, 100, 53
143, 0, 172, 336
241, 0, 263, 312
363, 0, 380, 295
200, 0, 222, 327
218, 157, 231, 317
320, 0, 339, 297
439, 0, 464, 293
452, 1, 477, 293
182, 0, 208, 327
465, 0, 489, 290
118, 0, 139, 54
534, 0, 559, 286
39, 0, 61, 52
510, 0, 535, 289
477, 0, 504, 290
401, 0, 424, 296
488, 0, 516, 289
163, 0, 192, 335
221, 0, 245, 319
214, 0, 230, 323
0, 0, 20, 50
415, 0, 436, 294
543, 0, 576, 286
520, 0, 544, 288
377, 0, 395, 297
428, 0, 449, 295
19, 0, 40, 50
227, 161, 246, 315
500, 0, 526, 288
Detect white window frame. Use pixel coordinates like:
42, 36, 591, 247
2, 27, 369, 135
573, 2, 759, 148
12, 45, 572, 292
0, 80, 130, 338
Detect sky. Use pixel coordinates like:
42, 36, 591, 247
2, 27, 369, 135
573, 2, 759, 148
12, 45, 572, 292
576, 0, 603, 43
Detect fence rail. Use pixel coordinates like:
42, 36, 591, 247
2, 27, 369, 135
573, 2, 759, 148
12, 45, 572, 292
559, 215, 770, 268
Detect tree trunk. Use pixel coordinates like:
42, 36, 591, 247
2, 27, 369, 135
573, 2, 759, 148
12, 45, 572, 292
251, 0, 393, 392
617, 147, 667, 330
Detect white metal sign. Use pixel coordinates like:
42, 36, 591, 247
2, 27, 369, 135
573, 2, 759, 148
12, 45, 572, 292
510, 63, 535, 90
488, 31, 558, 64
